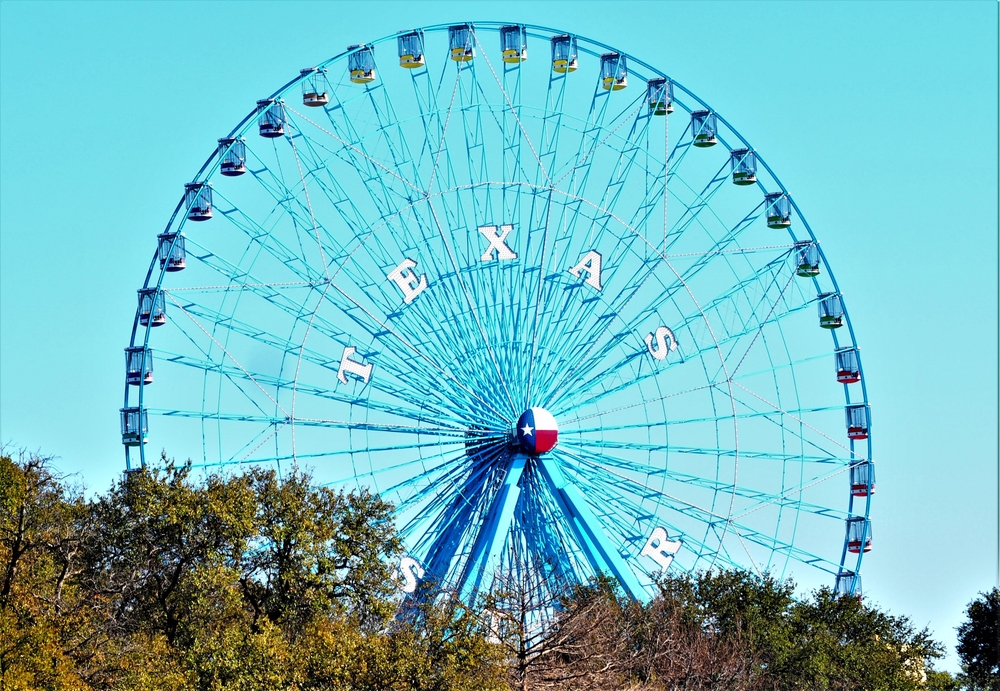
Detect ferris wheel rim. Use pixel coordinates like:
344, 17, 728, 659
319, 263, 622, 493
124, 20, 873, 598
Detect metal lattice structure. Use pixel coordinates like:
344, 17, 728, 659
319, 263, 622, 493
123, 23, 874, 604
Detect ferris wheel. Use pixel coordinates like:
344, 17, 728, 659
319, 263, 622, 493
122, 22, 874, 604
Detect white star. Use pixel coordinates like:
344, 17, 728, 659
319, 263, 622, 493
521, 424, 534, 436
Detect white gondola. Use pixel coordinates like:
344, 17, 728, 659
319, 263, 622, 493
256, 99, 285, 138
300, 67, 330, 106
217, 138, 246, 176
818, 292, 844, 329
120, 407, 148, 446
795, 240, 820, 277
184, 182, 212, 221
125, 346, 153, 386
157, 232, 186, 272
138, 288, 166, 327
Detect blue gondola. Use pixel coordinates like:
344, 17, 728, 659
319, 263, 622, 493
765, 191, 792, 228
730, 148, 757, 185
157, 232, 186, 272
818, 292, 843, 329
551, 34, 578, 73
300, 67, 330, 106
138, 288, 166, 327
500, 25, 527, 63
850, 460, 875, 497
398, 30, 425, 69
217, 138, 246, 176
600, 52, 627, 91
846, 404, 870, 441
256, 99, 285, 138
835, 571, 862, 599
120, 407, 148, 446
449, 24, 474, 62
795, 240, 820, 277
846, 517, 872, 553
348, 45, 376, 84
647, 78, 673, 115
125, 346, 153, 386
835, 347, 861, 383
184, 182, 212, 221
691, 110, 717, 147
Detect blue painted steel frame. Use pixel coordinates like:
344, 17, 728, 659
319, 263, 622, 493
123, 21, 873, 600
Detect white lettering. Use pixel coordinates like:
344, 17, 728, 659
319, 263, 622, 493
640, 527, 682, 570
645, 326, 678, 361
387, 258, 428, 304
568, 250, 603, 290
337, 346, 373, 385
478, 224, 518, 261
399, 556, 425, 594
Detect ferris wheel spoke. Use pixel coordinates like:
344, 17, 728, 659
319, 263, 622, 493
564, 405, 843, 433
547, 448, 743, 573
287, 104, 425, 200
150, 408, 469, 436
280, 122, 446, 307
553, 83, 641, 190
209, 187, 327, 284
557, 447, 841, 573
423, 62, 464, 196
469, 31, 551, 187
371, 445, 480, 502
422, 197, 519, 414
663, 160, 736, 249
726, 381, 858, 458
163, 267, 493, 428
516, 469, 597, 583
404, 456, 510, 581
523, 188, 557, 408
157, 347, 476, 432
524, 177, 763, 408
557, 438, 850, 520
312, 94, 420, 222
164, 294, 289, 418
393, 453, 482, 530
549, 255, 806, 415
558, 436, 850, 466
323, 273, 513, 423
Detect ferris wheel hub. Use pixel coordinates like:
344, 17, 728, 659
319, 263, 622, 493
515, 407, 558, 455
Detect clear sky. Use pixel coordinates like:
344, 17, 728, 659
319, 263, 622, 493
1, 0, 997, 673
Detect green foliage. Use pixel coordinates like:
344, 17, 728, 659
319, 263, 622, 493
0, 450, 507, 691
958, 587, 1000, 690
924, 668, 964, 691
0, 449, 958, 691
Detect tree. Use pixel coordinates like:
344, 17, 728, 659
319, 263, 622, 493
1, 450, 508, 690
957, 587, 1000, 690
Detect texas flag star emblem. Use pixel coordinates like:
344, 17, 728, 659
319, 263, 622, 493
516, 407, 558, 454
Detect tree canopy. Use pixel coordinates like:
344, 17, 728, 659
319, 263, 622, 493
0, 451, 506, 691
0, 449, 962, 690
957, 587, 1000, 690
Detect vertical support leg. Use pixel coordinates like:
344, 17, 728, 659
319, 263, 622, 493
536, 455, 645, 601
457, 453, 528, 603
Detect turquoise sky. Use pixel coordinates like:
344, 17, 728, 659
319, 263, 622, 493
1, 0, 996, 673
